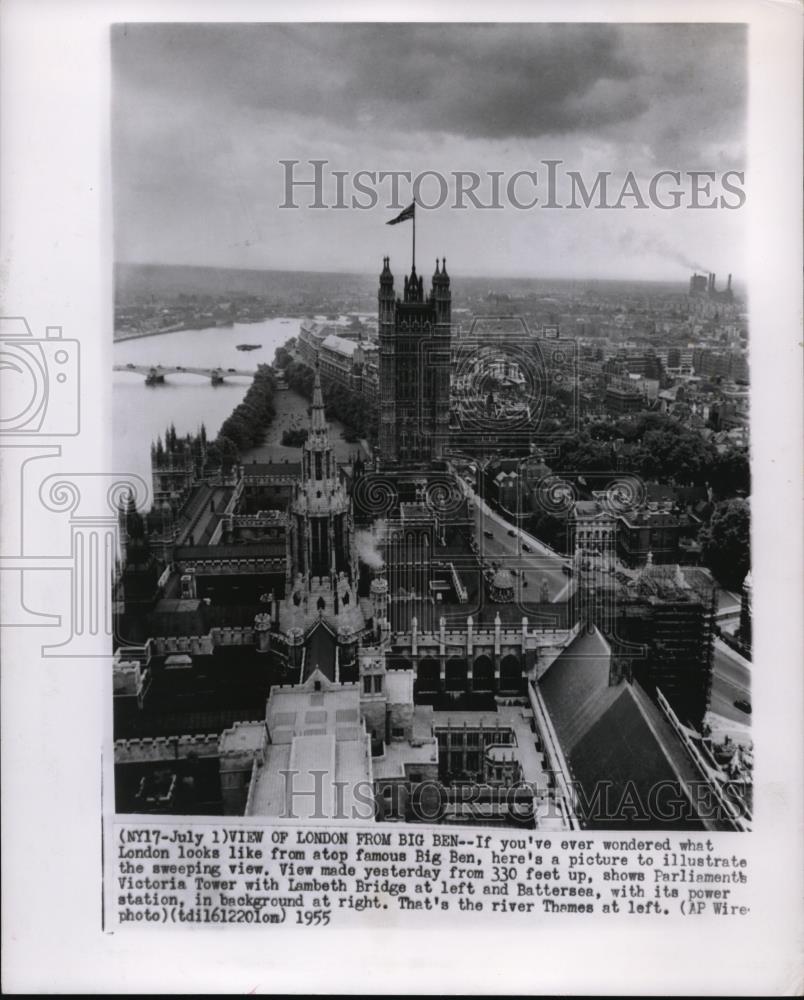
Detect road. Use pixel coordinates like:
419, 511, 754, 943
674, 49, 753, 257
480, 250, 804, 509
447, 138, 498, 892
466, 487, 570, 603
710, 636, 752, 725
466, 483, 752, 729
176, 485, 231, 547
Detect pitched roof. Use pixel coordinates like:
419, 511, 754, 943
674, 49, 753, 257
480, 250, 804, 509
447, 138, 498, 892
539, 628, 621, 750
304, 620, 337, 682
321, 333, 359, 356
538, 626, 724, 829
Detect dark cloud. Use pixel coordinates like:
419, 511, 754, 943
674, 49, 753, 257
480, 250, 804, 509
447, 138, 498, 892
113, 23, 745, 146
112, 22, 747, 276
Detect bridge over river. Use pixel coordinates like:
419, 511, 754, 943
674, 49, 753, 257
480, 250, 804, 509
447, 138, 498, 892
113, 364, 258, 385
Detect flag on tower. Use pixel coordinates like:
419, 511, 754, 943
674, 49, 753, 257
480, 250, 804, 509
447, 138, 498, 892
386, 202, 415, 225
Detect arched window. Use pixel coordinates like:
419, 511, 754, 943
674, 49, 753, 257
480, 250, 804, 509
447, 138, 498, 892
472, 654, 494, 691
499, 654, 522, 692
446, 657, 467, 692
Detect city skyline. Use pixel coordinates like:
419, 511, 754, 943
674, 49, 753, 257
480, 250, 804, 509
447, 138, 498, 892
113, 23, 747, 281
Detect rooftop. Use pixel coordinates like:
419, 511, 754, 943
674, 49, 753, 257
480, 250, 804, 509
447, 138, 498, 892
539, 628, 620, 750
538, 627, 726, 829
266, 682, 363, 744
251, 681, 372, 818
372, 737, 439, 781
242, 462, 302, 478
321, 332, 360, 357
431, 705, 549, 788
174, 541, 285, 561
219, 720, 266, 756
385, 669, 414, 705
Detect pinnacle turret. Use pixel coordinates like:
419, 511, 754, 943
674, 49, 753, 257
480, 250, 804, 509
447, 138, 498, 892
310, 361, 327, 436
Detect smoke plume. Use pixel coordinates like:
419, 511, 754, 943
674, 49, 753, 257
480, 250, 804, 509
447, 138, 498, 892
354, 520, 386, 569
617, 228, 709, 273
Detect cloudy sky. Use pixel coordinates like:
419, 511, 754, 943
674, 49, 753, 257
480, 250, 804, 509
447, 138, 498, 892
113, 23, 747, 280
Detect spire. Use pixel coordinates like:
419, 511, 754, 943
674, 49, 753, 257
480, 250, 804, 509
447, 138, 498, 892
404, 263, 423, 303
433, 255, 450, 291
310, 361, 327, 434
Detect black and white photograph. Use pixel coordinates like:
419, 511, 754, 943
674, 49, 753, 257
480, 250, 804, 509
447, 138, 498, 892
1, 2, 801, 995
111, 22, 752, 832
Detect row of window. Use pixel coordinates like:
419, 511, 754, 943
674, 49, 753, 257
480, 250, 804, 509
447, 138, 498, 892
436, 729, 514, 749
362, 674, 383, 695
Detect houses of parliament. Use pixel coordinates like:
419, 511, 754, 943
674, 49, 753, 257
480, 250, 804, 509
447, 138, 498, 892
112, 255, 746, 832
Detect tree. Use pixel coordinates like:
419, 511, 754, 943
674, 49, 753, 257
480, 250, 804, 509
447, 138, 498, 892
274, 344, 294, 369
281, 428, 309, 447
284, 359, 377, 443
708, 448, 750, 499
558, 433, 613, 473
589, 421, 620, 442
528, 509, 570, 553
700, 498, 751, 590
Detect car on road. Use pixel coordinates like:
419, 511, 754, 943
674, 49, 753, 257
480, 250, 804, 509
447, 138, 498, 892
507, 529, 516, 537
522, 543, 532, 553
734, 698, 752, 715
228, 367, 236, 372
483, 530, 494, 539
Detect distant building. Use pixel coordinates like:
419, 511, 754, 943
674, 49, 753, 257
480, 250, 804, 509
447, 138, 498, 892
150, 425, 209, 514
689, 273, 709, 296
614, 563, 716, 730
690, 272, 734, 304
318, 331, 362, 383
693, 347, 749, 383
297, 319, 379, 400
570, 497, 618, 633
617, 509, 681, 566
615, 483, 706, 567
297, 319, 330, 365
604, 382, 644, 415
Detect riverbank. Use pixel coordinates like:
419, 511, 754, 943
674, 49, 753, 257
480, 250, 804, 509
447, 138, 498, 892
114, 318, 291, 343
114, 325, 189, 343
114, 318, 303, 489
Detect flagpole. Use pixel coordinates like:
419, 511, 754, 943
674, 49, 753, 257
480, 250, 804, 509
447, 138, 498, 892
412, 203, 416, 271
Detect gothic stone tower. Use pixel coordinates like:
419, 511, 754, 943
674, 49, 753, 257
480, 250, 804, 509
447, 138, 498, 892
378, 256, 451, 467
288, 363, 357, 587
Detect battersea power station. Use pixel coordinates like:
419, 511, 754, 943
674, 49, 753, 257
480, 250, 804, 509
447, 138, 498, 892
112, 257, 745, 832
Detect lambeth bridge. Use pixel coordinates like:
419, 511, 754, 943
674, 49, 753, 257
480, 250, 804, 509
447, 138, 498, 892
113, 364, 257, 385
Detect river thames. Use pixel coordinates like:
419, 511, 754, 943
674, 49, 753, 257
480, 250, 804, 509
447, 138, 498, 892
113, 317, 301, 490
